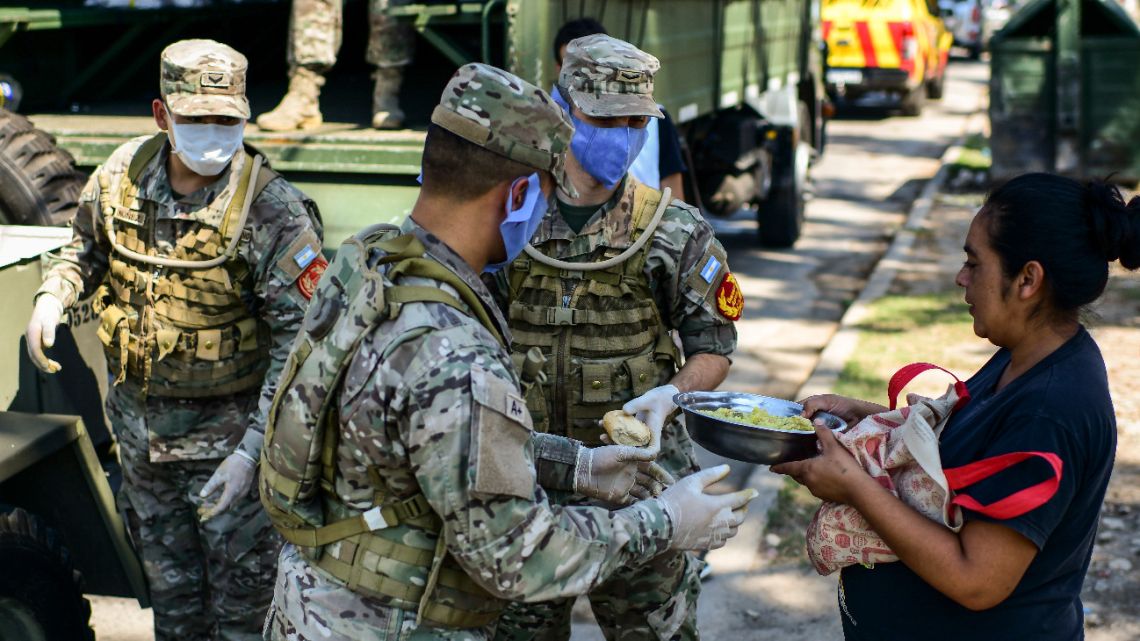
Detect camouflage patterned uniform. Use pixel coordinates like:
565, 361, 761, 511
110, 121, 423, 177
261, 63, 680, 641
287, 0, 414, 73
493, 36, 740, 641
261, 0, 413, 130
36, 41, 323, 641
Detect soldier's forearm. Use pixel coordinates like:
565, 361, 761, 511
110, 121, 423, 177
36, 275, 80, 309
531, 432, 582, 492
451, 498, 674, 603
669, 352, 729, 393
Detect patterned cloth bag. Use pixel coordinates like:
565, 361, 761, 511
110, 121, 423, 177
806, 363, 1063, 576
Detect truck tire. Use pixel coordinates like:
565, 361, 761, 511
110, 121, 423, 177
758, 103, 812, 248
900, 82, 926, 117
0, 509, 94, 641
0, 108, 85, 226
926, 72, 945, 100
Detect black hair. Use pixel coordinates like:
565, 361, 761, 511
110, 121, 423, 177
553, 18, 608, 64
979, 172, 1140, 318
420, 124, 533, 201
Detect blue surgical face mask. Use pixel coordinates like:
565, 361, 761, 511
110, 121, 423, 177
552, 87, 649, 189
484, 172, 548, 273
570, 121, 648, 190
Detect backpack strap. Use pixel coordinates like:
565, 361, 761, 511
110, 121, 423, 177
378, 234, 506, 348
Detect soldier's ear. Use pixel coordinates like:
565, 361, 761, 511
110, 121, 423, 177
509, 176, 529, 211
152, 99, 169, 131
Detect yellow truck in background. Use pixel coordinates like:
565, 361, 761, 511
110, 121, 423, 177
822, 0, 952, 115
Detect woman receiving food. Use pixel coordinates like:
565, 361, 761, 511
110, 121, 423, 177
773, 173, 1138, 640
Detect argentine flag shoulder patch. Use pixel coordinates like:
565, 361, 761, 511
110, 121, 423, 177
700, 256, 722, 283
293, 244, 318, 270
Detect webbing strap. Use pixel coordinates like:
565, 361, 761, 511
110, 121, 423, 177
330, 535, 435, 569
314, 554, 501, 628
111, 254, 234, 288
145, 368, 265, 398
151, 350, 264, 382
151, 299, 249, 328
509, 303, 654, 327
387, 256, 505, 347
316, 556, 503, 625
386, 286, 467, 315
520, 260, 626, 286
126, 133, 168, 183
111, 274, 241, 309
275, 493, 435, 548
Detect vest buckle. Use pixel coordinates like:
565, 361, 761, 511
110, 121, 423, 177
548, 308, 577, 326
362, 506, 390, 531
399, 495, 429, 520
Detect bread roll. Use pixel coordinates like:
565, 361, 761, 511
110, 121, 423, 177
602, 410, 652, 447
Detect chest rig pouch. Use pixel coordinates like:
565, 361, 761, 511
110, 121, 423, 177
94, 133, 278, 398
260, 227, 507, 629
506, 182, 682, 444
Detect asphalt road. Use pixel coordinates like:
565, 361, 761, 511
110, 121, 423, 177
88, 58, 990, 641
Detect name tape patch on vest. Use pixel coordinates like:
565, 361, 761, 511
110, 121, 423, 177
114, 208, 146, 227
293, 244, 319, 269
296, 255, 328, 301
716, 272, 744, 321
700, 255, 722, 283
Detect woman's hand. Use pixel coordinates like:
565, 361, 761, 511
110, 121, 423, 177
770, 425, 870, 504
799, 394, 887, 426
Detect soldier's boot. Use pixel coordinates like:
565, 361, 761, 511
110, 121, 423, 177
256, 68, 324, 132
371, 67, 405, 130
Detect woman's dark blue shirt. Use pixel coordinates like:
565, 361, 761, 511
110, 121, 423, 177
839, 327, 1116, 641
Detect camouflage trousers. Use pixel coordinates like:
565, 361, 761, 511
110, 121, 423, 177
112, 398, 282, 641
264, 544, 493, 641
289, 0, 415, 71
494, 417, 704, 641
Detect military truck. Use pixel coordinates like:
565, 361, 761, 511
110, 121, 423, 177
0, 1, 826, 637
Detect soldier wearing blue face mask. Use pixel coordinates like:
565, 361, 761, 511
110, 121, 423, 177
493, 34, 742, 641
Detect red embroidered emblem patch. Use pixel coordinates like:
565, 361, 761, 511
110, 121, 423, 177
296, 255, 328, 300
716, 272, 744, 321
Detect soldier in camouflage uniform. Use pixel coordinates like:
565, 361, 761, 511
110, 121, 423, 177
257, 0, 414, 131
259, 62, 756, 641
492, 35, 742, 641
24, 40, 324, 641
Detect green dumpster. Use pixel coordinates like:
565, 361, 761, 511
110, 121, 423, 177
989, 0, 1140, 183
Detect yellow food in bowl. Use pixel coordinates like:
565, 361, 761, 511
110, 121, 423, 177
699, 407, 814, 432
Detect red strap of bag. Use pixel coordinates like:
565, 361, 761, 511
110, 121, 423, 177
887, 362, 971, 412
883, 363, 1061, 519
944, 451, 1063, 519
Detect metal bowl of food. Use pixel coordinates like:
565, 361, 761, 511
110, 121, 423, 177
673, 391, 847, 465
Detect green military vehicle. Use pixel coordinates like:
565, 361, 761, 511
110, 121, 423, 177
0, 1, 826, 638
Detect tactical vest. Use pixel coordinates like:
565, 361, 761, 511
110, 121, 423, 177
260, 226, 507, 629
93, 133, 276, 398
506, 180, 681, 444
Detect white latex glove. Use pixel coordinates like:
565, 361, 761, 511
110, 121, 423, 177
25, 294, 65, 373
656, 464, 758, 551
621, 384, 680, 458
574, 445, 676, 506
198, 451, 256, 521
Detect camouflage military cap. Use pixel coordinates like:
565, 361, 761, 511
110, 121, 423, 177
160, 39, 250, 120
558, 34, 663, 120
432, 63, 578, 197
